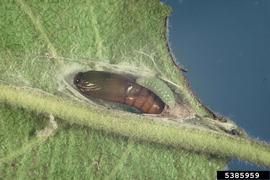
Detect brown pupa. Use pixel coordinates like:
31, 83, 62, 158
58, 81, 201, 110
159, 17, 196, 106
74, 71, 165, 114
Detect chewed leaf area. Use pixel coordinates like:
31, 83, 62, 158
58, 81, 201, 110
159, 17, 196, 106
57, 62, 244, 137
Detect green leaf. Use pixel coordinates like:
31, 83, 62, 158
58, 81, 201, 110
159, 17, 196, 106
0, 0, 269, 179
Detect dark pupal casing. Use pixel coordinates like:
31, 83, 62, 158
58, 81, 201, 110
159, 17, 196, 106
74, 71, 165, 114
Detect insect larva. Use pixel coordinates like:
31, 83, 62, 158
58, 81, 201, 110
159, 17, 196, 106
73, 71, 165, 114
